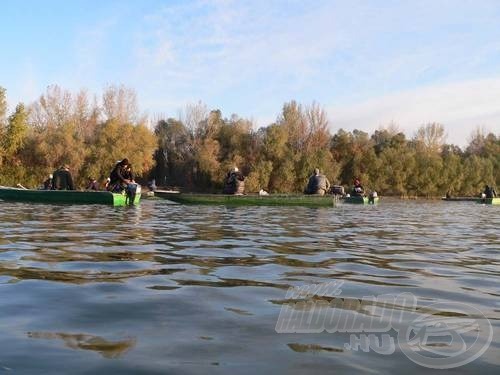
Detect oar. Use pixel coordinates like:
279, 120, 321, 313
16, 183, 28, 190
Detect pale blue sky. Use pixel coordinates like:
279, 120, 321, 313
1, 0, 499, 145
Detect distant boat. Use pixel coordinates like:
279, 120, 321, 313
154, 191, 378, 207
441, 196, 499, 204
477, 197, 500, 205
0, 186, 141, 206
343, 195, 379, 204
441, 197, 477, 202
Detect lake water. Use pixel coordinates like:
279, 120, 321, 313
0, 199, 498, 374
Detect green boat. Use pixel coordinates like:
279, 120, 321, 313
154, 191, 378, 207
344, 195, 379, 204
441, 197, 477, 202
477, 197, 500, 205
0, 186, 141, 206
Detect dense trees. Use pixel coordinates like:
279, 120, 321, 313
0, 85, 156, 188
0, 85, 498, 196
151, 101, 498, 196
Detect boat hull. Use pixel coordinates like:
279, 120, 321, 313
477, 197, 500, 205
0, 187, 140, 206
343, 196, 379, 204
155, 191, 380, 207
441, 197, 477, 202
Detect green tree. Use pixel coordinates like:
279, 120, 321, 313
259, 123, 295, 192
216, 115, 254, 174
372, 131, 414, 196
409, 123, 447, 196
85, 119, 156, 184
331, 129, 377, 190
0, 86, 7, 128
154, 118, 193, 186
377, 146, 415, 196
440, 145, 464, 196
462, 155, 495, 196
0, 103, 29, 185
0, 86, 8, 166
4, 103, 29, 157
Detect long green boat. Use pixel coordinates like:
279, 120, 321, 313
0, 186, 141, 206
154, 191, 378, 207
441, 197, 477, 202
477, 197, 500, 205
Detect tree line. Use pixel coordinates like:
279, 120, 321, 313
0, 85, 156, 188
1, 85, 498, 196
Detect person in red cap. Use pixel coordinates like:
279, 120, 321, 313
352, 177, 364, 196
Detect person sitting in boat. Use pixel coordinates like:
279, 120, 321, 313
124, 164, 135, 182
483, 185, 497, 198
223, 167, 245, 195
147, 178, 157, 192
351, 178, 364, 196
86, 177, 99, 191
108, 158, 134, 193
305, 168, 331, 195
51, 165, 75, 190
42, 174, 53, 190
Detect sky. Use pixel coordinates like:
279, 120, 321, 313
1, 0, 499, 146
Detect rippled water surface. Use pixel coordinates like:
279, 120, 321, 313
0, 199, 498, 374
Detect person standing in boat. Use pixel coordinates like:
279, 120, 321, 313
147, 178, 157, 192
305, 168, 331, 195
223, 167, 245, 195
351, 177, 364, 197
51, 165, 75, 190
108, 158, 133, 192
483, 185, 497, 198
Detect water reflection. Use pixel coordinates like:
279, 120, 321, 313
27, 332, 136, 358
288, 343, 344, 353
0, 199, 498, 373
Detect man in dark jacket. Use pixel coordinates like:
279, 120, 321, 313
223, 167, 245, 195
483, 185, 497, 198
51, 165, 75, 190
108, 158, 133, 192
305, 168, 331, 195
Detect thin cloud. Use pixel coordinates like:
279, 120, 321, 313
72, 18, 118, 86
3, 0, 500, 144
329, 78, 500, 146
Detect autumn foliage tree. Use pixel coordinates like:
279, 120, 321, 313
0, 85, 497, 196
152, 102, 498, 197
0, 85, 156, 188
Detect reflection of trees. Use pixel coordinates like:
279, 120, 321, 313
27, 331, 136, 359
1, 265, 184, 284
0, 202, 159, 284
